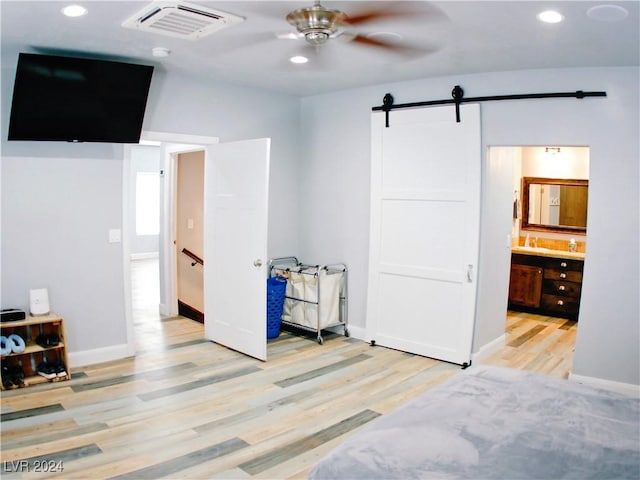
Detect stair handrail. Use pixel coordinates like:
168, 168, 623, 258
181, 248, 203, 267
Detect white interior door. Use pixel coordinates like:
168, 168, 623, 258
367, 105, 481, 366
204, 138, 270, 361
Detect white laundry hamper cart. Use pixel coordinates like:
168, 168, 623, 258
268, 256, 348, 344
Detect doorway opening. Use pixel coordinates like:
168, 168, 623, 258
126, 144, 162, 344
487, 145, 589, 378
125, 134, 272, 361
175, 150, 205, 323
123, 132, 218, 355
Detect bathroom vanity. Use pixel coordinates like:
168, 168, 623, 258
508, 247, 585, 321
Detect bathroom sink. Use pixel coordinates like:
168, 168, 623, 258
516, 246, 552, 253
512, 246, 585, 259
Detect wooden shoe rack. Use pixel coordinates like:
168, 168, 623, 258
1, 313, 70, 390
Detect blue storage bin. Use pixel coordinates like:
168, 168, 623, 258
267, 276, 287, 338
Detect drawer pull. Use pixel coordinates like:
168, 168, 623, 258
560, 273, 567, 279
558, 285, 566, 291
557, 300, 564, 306
560, 262, 568, 268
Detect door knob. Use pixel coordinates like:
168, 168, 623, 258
253, 259, 263, 267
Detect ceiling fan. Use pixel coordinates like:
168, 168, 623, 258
282, 1, 438, 54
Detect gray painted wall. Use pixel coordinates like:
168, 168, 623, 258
1, 67, 302, 361
2, 59, 637, 386
299, 66, 639, 386
1, 156, 126, 352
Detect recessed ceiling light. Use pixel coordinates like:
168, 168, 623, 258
586, 4, 629, 22
61, 5, 87, 17
537, 10, 564, 24
289, 55, 309, 64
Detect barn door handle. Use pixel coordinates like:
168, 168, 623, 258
467, 264, 473, 283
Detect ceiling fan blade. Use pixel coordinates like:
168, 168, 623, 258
350, 34, 434, 57
344, 10, 407, 26
342, 2, 437, 26
275, 31, 304, 40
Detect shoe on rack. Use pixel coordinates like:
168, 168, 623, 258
36, 334, 60, 348
36, 361, 57, 380
51, 360, 67, 378
10, 366, 25, 387
1, 364, 14, 388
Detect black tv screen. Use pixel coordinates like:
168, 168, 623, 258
8, 53, 154, 143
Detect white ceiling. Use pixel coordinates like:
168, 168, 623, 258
1, 1, 638, 96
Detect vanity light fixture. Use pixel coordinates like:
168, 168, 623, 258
61, 4, 87, 17
289, 55, 309, 64
537, 10, 564, 23
545, 147, 561, 154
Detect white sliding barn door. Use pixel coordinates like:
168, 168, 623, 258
204, 138, 270, 361
367, 105, 481, 365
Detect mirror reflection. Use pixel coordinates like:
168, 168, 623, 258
522, 177, 588, 233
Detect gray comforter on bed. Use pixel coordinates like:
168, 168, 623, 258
308, 366, 640, 479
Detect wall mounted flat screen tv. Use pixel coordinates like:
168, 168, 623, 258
8, 53, 154, 143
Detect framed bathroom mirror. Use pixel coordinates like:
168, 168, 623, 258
521, 177, 588, 234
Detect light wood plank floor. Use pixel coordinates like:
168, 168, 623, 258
479, 310, 578, 378
0, 259, 578, 479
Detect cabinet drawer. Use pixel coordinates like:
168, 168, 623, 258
543, 257, 584, 272
541, 294, 580, 314
544, 268, 583, 283
511, 253, 543, 267
543, 279, 581, 298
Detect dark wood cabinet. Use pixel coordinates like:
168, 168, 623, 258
509, 253, 583, 320
508, 264, 543, 307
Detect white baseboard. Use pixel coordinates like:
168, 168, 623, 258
472, 333, 506, 363
569, 372, 640, 397
325, 323, 365, 341
130, 252, 159, 260
345, 324, 365, 341
67, 343, 132, 369
159, 303, 173, 316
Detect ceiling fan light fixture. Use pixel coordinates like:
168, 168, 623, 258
286, 2, 345, 46
305, 30, 331, 45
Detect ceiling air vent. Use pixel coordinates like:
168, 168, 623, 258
122, 1, 244, 40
